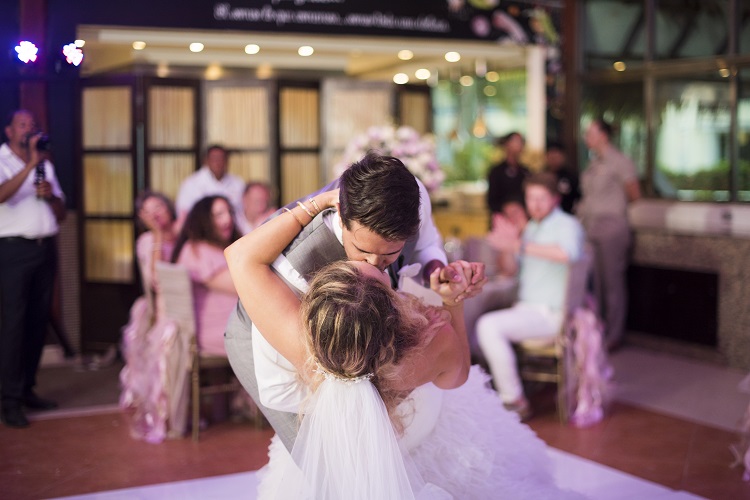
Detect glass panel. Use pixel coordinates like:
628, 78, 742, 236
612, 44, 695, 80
400, 91, 430, 134
654, 76, 731, 201
231, 152, 271, 185
583, 0, 645, 70
206, 86, 270, 148
83, 153, 133, 215
656, 0, 728, 60
280, 88, 319, 148
580, 81, 646, 178
281, 153, 320, 205
149, 87, 195, 148
149, 153, 195, 202
84, 220, 133, 282
82, 87, 131, 148
738, 69, 750, 201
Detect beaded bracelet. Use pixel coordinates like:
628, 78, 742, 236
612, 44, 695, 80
283, 207, 304, 227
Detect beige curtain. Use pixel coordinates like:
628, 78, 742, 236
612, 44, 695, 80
206, 86, 270, 148
281, 153, 320, 205
83, 154, 133, 216
150, 153, 196, 201
400, 92, 430, 135
82, 87, 132, 148
84, 220, 133, 282
149, 87, 195, 148
280, 88, 319, 148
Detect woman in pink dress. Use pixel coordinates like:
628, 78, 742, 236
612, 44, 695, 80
171, 195, 242, 356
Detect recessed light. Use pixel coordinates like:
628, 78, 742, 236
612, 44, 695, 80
486, 71, 499, 82
132, 41, 146, 50
189, 42, 204, 53
245, 44, 260, 55
205, 63, 223, 80
75, 39, 85, 48
398, 50, 413, 61
393, 73, 409, 85
483, 86, 497, 97
445, 51, 461, 63
459, 75, 474, 86
298, 46, 314, 56
719, 68, 730, 78
613, 61, 626, 71
415, 69, 431, 80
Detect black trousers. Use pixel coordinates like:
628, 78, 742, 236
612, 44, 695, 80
0, 236, 57, 405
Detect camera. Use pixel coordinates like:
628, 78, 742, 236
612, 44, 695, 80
22, 133, 52, 152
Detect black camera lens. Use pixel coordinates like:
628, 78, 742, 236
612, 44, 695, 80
36, 134, 51, 152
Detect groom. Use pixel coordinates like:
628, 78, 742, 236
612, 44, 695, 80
225, 153, 485, 450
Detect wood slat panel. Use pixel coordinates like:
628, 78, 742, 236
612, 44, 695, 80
400, 92, 430, 134
84, 220, 134, 282
281, 153, 320, 205
149, 87, 195, 148
149, 153, 196, 201
328, 89, 391, 149
83, 154, 133, 215
280, 88, 319, 148
82, 87, 132, 148
231, 152, 271, 184
206, 87, 269, 148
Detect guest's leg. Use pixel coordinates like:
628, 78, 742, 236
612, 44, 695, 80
476, 304, 559, 404
590, 218, 630, 346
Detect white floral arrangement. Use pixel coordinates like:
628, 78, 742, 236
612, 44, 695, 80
334, 125, 445, 192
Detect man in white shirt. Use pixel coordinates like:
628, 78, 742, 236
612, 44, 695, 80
0, 110, 66, 428
175, 145, 245, 221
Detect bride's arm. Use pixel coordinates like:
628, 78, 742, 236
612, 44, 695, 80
225, 190, 339, 370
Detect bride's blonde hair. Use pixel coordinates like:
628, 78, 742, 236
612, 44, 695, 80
300, 261, 448, 428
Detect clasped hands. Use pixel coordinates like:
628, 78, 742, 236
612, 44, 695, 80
430, 260, 487, 307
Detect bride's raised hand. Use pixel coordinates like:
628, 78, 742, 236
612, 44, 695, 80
430, 261, 471, 307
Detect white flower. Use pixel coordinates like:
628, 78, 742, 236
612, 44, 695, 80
334, 125, 444, 192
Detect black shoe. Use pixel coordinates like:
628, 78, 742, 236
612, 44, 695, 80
23, 392, 58, 410
1, 404, 30, 428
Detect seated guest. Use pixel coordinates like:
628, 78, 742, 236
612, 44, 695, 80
237, 181, 276, 234
476, 173, 584, 420
134, 191, 178, 290
171, 195, 241, 356
120, 190, 179, 442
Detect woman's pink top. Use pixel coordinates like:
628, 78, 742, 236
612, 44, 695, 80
176, 241, 237, 356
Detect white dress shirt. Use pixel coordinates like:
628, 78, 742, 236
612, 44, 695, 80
0, 143, 64, 239
175, 166, 245, 217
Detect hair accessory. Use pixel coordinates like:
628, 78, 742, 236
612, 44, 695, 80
283, 207, 304, 227
296, 201, 315, 219
308, 197, 321, 215
314, 365, 374, 385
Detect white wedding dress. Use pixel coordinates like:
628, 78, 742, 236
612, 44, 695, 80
256, 365, 584, 499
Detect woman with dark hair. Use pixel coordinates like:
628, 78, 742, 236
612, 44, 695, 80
226, 190, 583, 499
172, 195, 241, 356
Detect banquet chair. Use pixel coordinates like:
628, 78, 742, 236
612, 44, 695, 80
515, 245, 593, 423
155, 261, 241, 442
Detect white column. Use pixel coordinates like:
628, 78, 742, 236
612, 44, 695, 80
525, 45, 546, 153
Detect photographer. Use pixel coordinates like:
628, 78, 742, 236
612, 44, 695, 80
0, 109, 66, 428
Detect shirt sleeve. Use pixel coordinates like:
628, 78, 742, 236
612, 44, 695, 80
46, 161, 65, 201
556, 216, 585, 262
175, 174, 198, 215
409, 177, 447, 267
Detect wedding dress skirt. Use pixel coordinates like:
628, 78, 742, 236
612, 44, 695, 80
257, 366, 583, 499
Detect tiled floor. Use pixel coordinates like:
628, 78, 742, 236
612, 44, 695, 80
1, 345, 749, 499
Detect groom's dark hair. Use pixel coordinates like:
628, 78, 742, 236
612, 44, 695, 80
339, 152, 421, 242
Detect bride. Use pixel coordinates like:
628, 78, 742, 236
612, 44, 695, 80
225, 190, 583, 499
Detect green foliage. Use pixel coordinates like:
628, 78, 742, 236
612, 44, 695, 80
442, 137, 495, 183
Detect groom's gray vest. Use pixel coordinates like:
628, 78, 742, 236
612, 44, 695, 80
225, 181, 418, 451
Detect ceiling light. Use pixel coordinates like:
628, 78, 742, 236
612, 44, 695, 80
298, 46, 314, 56
483, 86, 497, 97
156, 62, 169, 78
445, 51, 461, 63
257, 63, 273, 79
398, 49, 413, 61
486, 71, 499, 82
132, 41, 146, 50
74, 39, 85, 48
393, 73, 409, 85
189, 42, 204, 53
205, 63, 223, 80
415, 68, 431, 80
719, 68, 730, 78
613, 61, 626, 72
459, 75, 474, 86
245, 44, 260, 55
